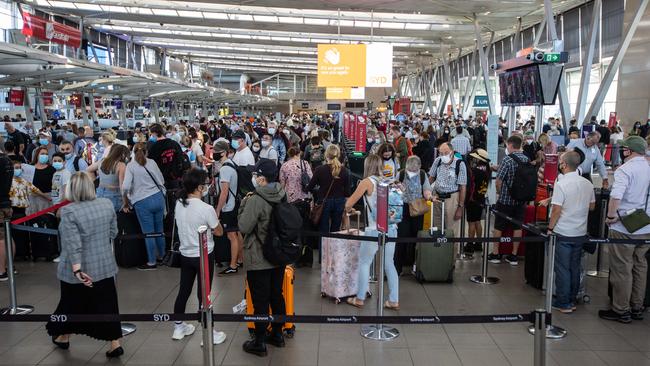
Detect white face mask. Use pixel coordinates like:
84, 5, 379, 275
440, 154, 452, 164
251, 176, 259, 188
407, 171, 418, 179
261, 140, 271, 148
367, 138, 373, 143
201, 186, 209, 197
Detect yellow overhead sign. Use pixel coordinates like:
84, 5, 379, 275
317, 44, 366, 87
325, 87, 365, 100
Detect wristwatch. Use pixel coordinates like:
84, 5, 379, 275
73, 269, 83, 275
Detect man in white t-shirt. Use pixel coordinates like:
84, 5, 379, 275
546, 151, 595, 313
231, 130, 255, 167
213, 140, 243, 275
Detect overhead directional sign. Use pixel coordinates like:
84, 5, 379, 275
543, 52, 568, 63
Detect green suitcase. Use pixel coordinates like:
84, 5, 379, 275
414, 198, 455, 283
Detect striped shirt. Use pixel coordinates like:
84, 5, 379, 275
429, 156, 467, 194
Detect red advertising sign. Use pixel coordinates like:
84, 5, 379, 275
376, 182, 389, 233
343, 113, 350, 138
9, 89, 24, 106
350, 113, 357, 141
544, 154, 559, 185
21, 13, 81, 48
42, 91, 53, 106
355, 115, 367, 152
70, 94, 82, 108
608, 112, 617, 128
94, 97, 102, 109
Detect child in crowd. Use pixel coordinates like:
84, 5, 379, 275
51, 152, 71, 205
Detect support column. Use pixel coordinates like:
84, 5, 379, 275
89, 92, 98, 122
80, 93, 89, 126
464, 32, 495, 117
441, 48, 458, 117
575, 0, 601, 124
35, 87, 47, 127
542, 0, 572, 126
473, 17, 497, 116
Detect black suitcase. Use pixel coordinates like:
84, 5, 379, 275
28, 214, 59, 261
213, 233, 231, 267
347, 152, 366, 176
645, 250, 650, 308
114, 211, 147, 268
524, 223, 548, 290
11, 208, 31, 260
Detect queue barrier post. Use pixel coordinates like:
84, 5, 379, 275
458, 209, 471, 260
0, 220, 34, 315
198, 226, 215, 365
361, 231, 399, 341
470, 206, 499, 285
528, 234, 566, 339
533, 309, 547, 366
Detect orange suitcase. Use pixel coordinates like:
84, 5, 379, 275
245, 266, 295, 337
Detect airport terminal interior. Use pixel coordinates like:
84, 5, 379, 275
1, 0, 650, 365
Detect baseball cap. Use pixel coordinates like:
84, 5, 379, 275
38, 130, 52, 138
213, 140, 229, 153
232, 130, 246, 140
619, 136, 648, 154
248, 158, 278, 182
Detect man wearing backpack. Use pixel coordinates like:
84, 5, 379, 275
58, 140, 88, 173
213, 140, 245, 275
428, 142, 467, 238
488, 135, 532, 266
147, 123, 189, 190
238, 159, 288, 357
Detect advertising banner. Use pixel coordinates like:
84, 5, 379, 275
317, 44, 366, 87
365, 43, 393, 87
94, 97, 102, 109
70, 94, 82, 108
343, 113, 350, 138
376, 182, 389, 234
355, 115, 367, 152
9, 89, 24, 106
608, 112, 617, 128
42, 91, 53, 106
21, 13, 81, 48
350, 113, 357, 141
326, 87, 365, 100
543, 154, 559, 185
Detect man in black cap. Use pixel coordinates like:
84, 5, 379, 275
231, 130, 255, 167
238, 159, 288, 356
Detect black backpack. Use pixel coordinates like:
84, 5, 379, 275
509, 154, 537, 202
222, 160, 256, 198
255, 193, 302, 265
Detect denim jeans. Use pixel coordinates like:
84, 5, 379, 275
97, 187, 121, 212
134, 191, 166, 264
356, 226, 399, 303
318, 197, 346, 234
553, 239, 584, 309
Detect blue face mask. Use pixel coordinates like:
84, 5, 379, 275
52, 161, 64, 170
13, 169, 21, 177
231, 139, 240, 149
268, 127, 276, 135
149, 136, 157, 143
39, 138, 49, 146
132, 136, 139, 143
38, 154, 49, 164
64, 153, 73, 161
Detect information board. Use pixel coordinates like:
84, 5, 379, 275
355, 115, 367, 152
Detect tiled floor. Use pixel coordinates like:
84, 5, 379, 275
1, 251, 649, 366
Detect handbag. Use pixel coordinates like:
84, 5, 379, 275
310, 179, 335, 226
299, 159, 311, 193
408, 198, 429, 217
617, 184, 650, 233
162, 219, 181, 268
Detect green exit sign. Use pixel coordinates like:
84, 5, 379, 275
542, 52, 568, 63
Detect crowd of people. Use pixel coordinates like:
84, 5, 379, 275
0, 109, 649, 357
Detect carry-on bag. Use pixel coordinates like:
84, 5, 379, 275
320, 213, 362, 303
524, 205, 547, 290
29, 213, 59, 261
415, 197, 455, 283
213, 232, 232, 267
114, 211, 147, 268
245, 266, 296, 337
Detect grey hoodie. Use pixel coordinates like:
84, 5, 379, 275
238, 182, 286, 271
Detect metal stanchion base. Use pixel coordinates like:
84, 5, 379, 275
0, 305, 34, 315
121, 323, 137, 336
527, 324, 567, 339
470, 275, 500, 285
361, 325, 399, 341
586, 270, 609, 278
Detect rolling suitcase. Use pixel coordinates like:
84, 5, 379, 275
245, 266, 295, 337
523, 204, 547, 290
320, 214, 361, 302
415, 198, 455, 283
213, 233, 231, 267
29, 213, 59, 261
292, 199, 316, 267
114, 211, 147, 268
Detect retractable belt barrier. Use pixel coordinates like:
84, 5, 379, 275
0, 311, 542, 325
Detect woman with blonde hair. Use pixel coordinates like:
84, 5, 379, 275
87, 144, 130, 211
306, 144, 350, 233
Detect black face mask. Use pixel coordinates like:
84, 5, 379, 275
619, 149, 628, 163
213, 152, 223, 161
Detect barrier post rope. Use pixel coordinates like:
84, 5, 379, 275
361, 230, 399, 340
0, 220, 34, 315
470, 205, 499, 285
198, 225, 215, 365
528, 233, 566, 339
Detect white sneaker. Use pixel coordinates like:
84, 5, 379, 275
172, 322, 196, 340
52, 256, 60, 263
200, 330, 227, 346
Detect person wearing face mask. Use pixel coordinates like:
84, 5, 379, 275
231, 130, 256, 167
57, 140, 87, 173
540, 151, 596, 313
237, 159, 288, 357
435, 126, 451, 148
171, 168, 227, 344
250, 139, 262, 162
73, 126, 96, 161
259, 133, 279, 165
266, 121, 287, 164
377, 143, 399, 181
451, 126, 472, 158
395, 156, 433, 275
413, 130, 434, 171
50, 153, 71, 206
389, 126, 409, 168
428, 143, 467, 239
30, 146, 56, 213
29, 131, 56, 163
566, 131, 609, 188
522, 131, 543, 166
146, 123, 188, 190
598, 136, 650, 323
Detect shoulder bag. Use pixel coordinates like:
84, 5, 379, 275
310, 179, 335, 226
618, 184, 650, 233
162, 219, 181, 268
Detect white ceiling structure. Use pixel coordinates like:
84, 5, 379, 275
21, 0, 587, 76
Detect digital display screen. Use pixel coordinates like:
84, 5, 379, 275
498, 65, 543, 106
